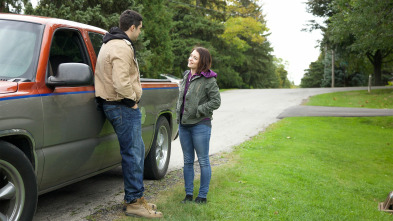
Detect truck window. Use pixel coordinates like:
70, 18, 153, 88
0, 20, 43, 82
88, 32, 104, 56
49, 29, 89, 76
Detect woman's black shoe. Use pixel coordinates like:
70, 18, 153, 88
181, 195, 193, 203
194, 197, 207, 204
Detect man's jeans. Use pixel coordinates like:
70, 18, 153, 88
103, 103, 145, 203
179, 123, 212, 198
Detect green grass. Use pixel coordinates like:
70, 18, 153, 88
307, 88, 393, 109
219, 88, 236, 92
118, 89, 393, 220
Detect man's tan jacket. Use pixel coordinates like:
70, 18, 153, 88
95, 39, 142, 102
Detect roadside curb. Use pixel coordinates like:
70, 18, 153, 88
277, 106, 393, 119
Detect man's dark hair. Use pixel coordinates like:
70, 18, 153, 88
119, 10, 143, 32
193, 47, 212, 74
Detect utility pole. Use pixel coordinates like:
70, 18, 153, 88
331, 49, 335, 88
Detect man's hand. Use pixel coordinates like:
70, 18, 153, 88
132, 104, 138, 109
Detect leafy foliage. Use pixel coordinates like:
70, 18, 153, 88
135, 0, 174, 78
220, 16, 266, 51
304, 0, 393, 86
301, 60, 324, 88
14, 0, 290, 88
0, 0, 27, 13
221, 0, 280, 88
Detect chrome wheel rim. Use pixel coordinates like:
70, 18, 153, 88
0, 160, 25, 221
155, 125, 169, 171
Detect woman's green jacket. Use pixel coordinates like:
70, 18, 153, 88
176, 70, 221, 125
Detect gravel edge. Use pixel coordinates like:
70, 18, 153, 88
86, 153, 231, 220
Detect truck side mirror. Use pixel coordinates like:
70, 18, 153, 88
47, 63, 93, 87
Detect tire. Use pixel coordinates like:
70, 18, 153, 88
144, 117, 171, 180
0, 140, 37, 221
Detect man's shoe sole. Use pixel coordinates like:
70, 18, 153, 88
125, 211, 163, 218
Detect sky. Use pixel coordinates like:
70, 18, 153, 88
30, 0, 322, 85
260, 0, 323, 85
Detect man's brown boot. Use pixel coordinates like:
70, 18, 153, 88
123, 200, 157, 211
125, 197, 163, 218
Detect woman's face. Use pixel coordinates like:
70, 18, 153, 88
188, 50, 200, 70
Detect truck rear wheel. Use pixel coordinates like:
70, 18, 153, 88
144, 117, 171, 180
0, 140, 37, 221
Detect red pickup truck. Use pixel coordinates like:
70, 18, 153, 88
0, 13, 179, 221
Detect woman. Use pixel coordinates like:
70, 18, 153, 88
176, 47, 221, 204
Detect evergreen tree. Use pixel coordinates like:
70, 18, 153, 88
26, 0, 154, 76
223, 0, 279, 88
17, 0, 287, 88
135, 0, 174, 78
301, 60, 324, 88
168, 0, 225, 77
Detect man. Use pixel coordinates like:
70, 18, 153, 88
95, 9, 163, 218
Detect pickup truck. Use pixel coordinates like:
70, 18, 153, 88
0, 13, 179, 221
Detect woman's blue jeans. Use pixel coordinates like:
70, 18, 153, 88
103, 103, 145, 203
179, 123, 212, 198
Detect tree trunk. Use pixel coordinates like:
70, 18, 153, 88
367, 50, 383, 86
0, 1, 5, 12
373, 50, 383, 86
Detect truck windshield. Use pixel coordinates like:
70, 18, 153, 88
0, 20, 43, 82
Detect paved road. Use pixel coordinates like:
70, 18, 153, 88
33, 86, 390, 221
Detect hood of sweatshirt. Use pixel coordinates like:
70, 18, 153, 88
200, 70, 217, 78
103, 27, 132, 43
103, 27, 135, 58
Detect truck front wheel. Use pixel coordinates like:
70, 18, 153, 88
0, 140, 37, 221
144, 117, 171, 180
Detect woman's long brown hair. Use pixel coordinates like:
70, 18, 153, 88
192, 47, 212, 74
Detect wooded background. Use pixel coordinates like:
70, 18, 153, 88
2, 0, 393, 88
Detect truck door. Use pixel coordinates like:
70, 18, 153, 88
40, 28, 106, 190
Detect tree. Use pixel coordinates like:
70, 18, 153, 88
326, 0, 393, 85
168, 0, 226, 77
223, 0, 267, 51
135, 0, 174, 78
301, 59, 324, 88
0, 0, 28, 13
220, 16, 266, 51
274, 58, 291, 88
20, 0, 282, 89
319, 48, 367, 87
26, 0, 140, 30
306, 0, 393, 86
221, 0, 278, 88
306, 0, 335, 18
26, 0, 159, 76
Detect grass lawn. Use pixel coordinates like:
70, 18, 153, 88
307, 88, 393, 109
120, 89, 393, 220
